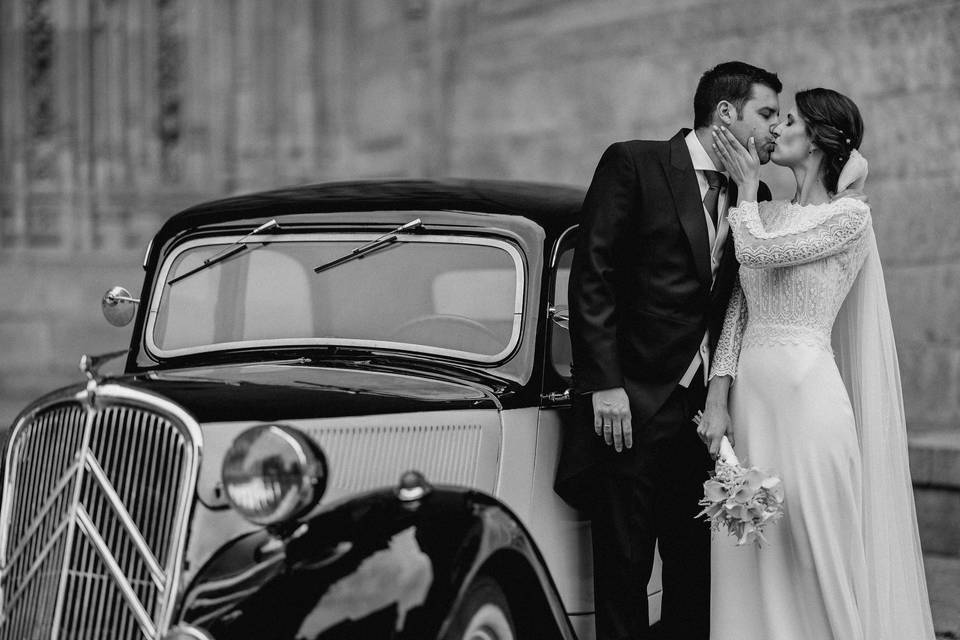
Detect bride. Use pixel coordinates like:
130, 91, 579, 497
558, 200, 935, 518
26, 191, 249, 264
698, 88, 935, 639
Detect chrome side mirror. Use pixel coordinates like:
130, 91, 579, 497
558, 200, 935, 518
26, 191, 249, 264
101, 286, 139, 327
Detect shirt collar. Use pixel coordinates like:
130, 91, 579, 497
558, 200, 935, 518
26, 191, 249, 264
684, 129, 724, 174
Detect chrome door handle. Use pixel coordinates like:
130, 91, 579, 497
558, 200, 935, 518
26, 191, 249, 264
540, 389, 571, 405
548, 306, 569, 329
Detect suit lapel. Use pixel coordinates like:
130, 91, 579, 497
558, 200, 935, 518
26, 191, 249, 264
665, 129, 711, 287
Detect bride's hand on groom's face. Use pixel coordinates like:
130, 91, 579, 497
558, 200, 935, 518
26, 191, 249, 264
712, 126, 760, 189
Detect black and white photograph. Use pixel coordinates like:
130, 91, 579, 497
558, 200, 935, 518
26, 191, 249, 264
0, 1, 958, 639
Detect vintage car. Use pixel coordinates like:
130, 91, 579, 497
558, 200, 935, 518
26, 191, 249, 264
0, 179, 663, 639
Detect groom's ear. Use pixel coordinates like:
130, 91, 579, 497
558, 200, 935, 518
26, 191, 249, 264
717, 100, 736, 126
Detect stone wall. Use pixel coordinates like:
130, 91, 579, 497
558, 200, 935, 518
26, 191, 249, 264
427, 0, 960, 435
1, 0, 958, 439
0, 253, 142, 430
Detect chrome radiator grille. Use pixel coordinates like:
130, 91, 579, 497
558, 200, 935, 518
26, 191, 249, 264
0, 387, 201, 640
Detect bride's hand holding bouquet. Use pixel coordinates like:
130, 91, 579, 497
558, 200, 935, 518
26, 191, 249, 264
694, 410, 785, 547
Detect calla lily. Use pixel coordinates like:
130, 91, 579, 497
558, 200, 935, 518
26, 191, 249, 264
747, 504, 765, 520
733, 484, 755, 504
761, 476, 784, 502
745, 468, 766, 488
703, 479, 729, 502
697, 441, 784, 548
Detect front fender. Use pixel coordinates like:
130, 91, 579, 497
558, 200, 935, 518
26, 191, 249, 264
179, 486, 575, 639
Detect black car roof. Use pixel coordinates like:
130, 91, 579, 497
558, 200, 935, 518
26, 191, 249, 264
159, 178, 585, 237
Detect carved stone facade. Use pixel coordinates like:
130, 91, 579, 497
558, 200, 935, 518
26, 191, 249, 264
1, 0, 958, 446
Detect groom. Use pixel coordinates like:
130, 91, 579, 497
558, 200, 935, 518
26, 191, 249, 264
558, 61, 781, 640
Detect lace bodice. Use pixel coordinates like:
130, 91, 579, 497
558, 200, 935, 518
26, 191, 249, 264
711, 198, 872, 379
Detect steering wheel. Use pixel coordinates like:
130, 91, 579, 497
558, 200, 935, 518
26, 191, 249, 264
390, 314, 503, 352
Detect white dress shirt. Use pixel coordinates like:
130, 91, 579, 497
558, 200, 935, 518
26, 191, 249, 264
678, 130, 730, 387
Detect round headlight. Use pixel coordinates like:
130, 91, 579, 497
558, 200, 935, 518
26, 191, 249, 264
221, 425, 327, 526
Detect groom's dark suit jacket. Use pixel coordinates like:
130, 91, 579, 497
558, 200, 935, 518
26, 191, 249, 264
556, 129, 771, 508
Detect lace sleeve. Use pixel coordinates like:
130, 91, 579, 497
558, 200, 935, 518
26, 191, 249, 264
729, 198, 871, 268
709, 277, 746, 380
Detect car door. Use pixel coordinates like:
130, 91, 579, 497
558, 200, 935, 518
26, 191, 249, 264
529, 228, 663, 640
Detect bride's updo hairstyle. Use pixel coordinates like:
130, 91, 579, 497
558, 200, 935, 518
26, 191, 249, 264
795, 88, 864, 193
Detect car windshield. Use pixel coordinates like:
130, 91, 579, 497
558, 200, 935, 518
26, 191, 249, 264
147, 229, 524, 363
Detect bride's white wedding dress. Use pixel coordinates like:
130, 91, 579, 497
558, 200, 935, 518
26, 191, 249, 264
708, 198, 935, 640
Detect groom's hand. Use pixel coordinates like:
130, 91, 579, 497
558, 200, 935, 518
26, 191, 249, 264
592, 387, 632, 452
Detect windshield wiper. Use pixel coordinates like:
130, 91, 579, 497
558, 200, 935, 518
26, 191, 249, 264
169, 219, 280, 285
313, 218, 422, 274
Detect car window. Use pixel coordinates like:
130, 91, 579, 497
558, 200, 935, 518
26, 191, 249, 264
550, 244, 574, 380
149, 232, 524, 363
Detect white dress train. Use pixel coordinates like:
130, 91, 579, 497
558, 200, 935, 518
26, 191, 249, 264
708, 198, 935, 640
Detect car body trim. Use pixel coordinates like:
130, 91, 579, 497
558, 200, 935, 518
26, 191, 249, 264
83, 453, 167, 589
549, 225, 578, 268
75, 505, 158, 639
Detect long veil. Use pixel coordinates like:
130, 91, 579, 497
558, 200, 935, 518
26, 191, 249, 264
831, 225, 936, 638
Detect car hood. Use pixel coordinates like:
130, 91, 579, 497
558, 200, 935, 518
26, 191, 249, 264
117, 362, 499, 423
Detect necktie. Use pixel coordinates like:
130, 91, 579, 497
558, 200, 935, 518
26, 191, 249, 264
702, 170, 727, 228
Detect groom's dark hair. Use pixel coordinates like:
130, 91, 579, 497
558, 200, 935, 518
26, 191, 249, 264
694, 61, 782, 129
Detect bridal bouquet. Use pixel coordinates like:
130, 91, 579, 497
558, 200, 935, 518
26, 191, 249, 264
695, 431, 785, 547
